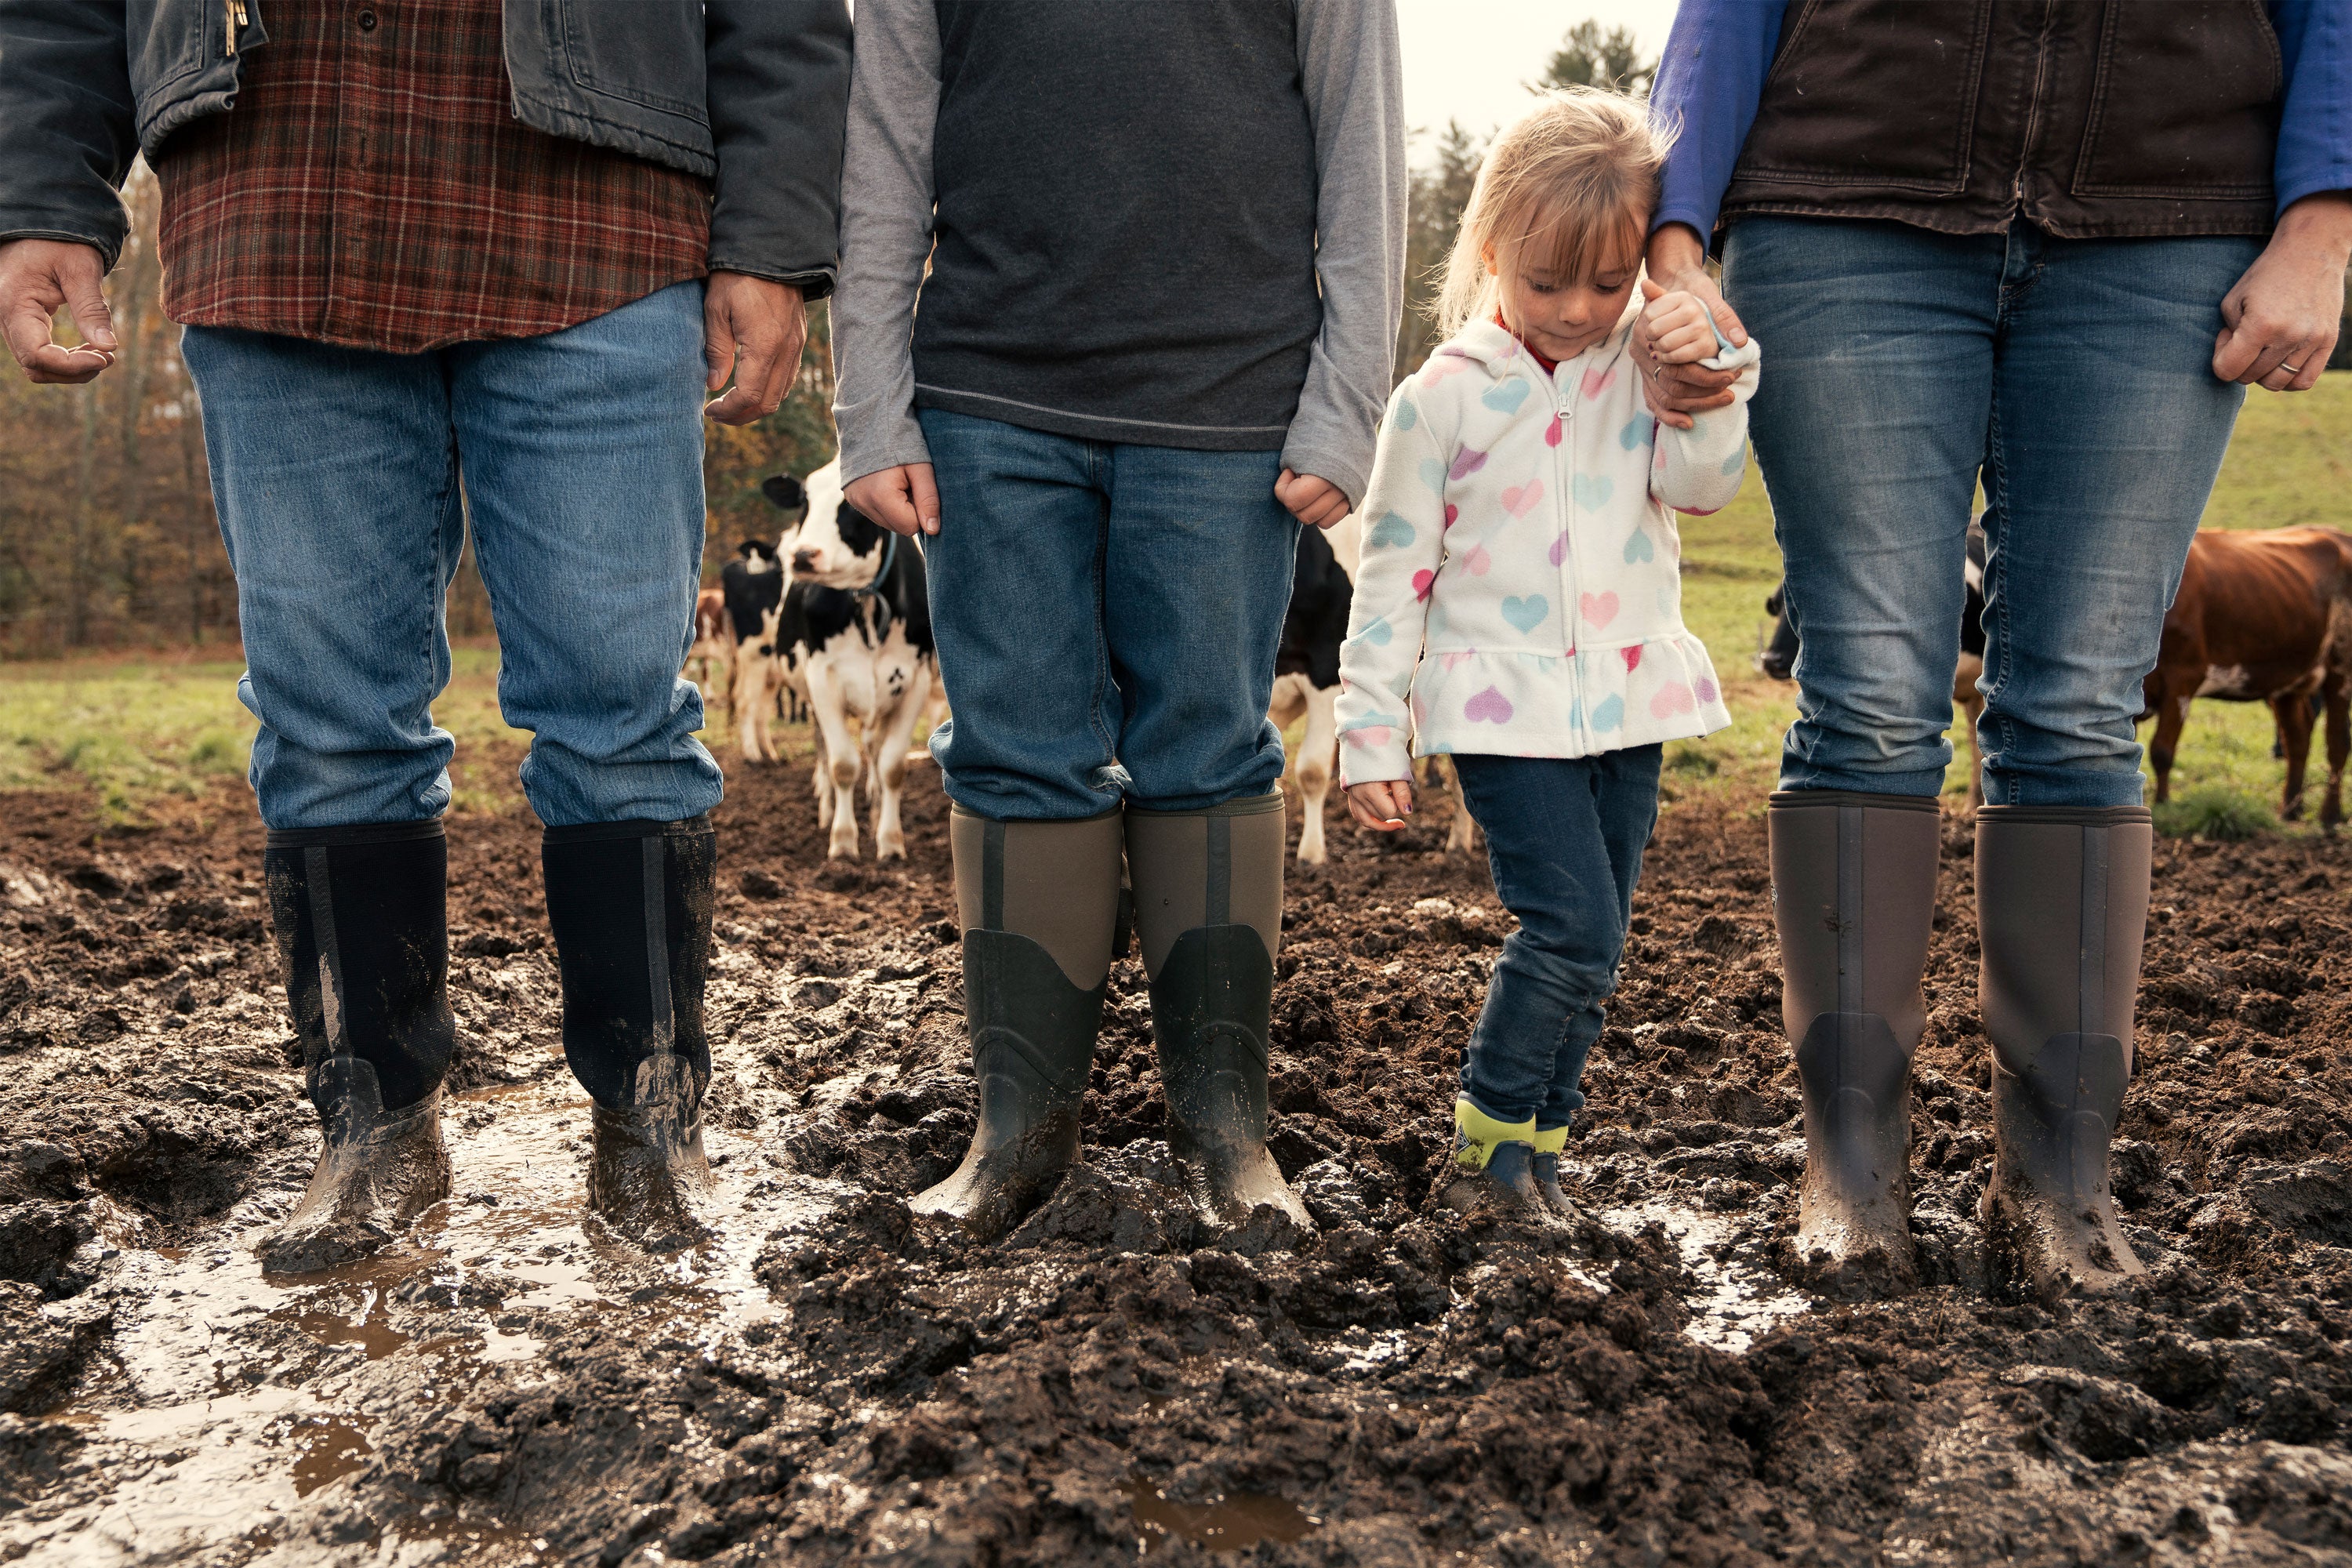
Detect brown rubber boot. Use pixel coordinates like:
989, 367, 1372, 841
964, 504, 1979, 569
1769, 790, 1941, 1298
1127, 795, 1310, 1232
1976, 805, 2153, 1300
913, 806, 1124, 1240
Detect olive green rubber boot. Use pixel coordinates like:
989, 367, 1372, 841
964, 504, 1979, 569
1769, 789, 1941, 1298
1128, 794, 1310, 1231
914, 807, 1123, 1240
1977, 805, 2153, 1300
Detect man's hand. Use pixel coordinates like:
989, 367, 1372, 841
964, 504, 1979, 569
703, 272, 806, 425
1345, 779, 1414, 832
0, 238, 117, 385
1276, 468, 1349, 530
1637, 223, 1748, 430
2213, 193, 2352, 392
844, 464, 940, 538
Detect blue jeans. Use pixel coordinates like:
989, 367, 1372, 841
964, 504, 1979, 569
1453, 747, 1663, 1129
917, 409, 1298, 819
1722, 220, 2261, 807
183, 282, 723, 831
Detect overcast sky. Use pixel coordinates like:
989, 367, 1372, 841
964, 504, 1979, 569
1396, 0, 1679, 149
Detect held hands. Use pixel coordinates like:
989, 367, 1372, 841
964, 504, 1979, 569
703, 272, 807, 425
1639, 278, 1724, 368
1277, 468, 1350, 530
0, 239, 118, 384
2212, 193, 2352, 393
1345, 778, 1414, 833
844, 464, 940, 538
1635, 223, 1750, 430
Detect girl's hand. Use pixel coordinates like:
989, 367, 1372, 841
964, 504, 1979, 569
1639, 279, 1720, 366
1277, 469, 1351, 530
1345, 779, 1414, 831
1638, 223, 1748, 430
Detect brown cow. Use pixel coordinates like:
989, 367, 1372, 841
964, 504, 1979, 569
685, 586, 731, 707
2141, 526, 2352, 829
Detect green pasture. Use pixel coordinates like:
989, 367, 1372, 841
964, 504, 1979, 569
1, 382, 2343, 834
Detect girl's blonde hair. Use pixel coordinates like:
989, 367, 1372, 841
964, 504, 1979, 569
1435, 88, 1676, 338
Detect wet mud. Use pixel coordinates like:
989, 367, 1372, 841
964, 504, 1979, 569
2, 757, 2350, 1566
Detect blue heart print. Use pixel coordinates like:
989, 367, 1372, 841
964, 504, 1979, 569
1623, 528, 1654, 564
1618, 416, 1650, 451
1342, 710, 1403, 732
1367, 512, 1416, 550
1481, 379, 1530, 415
1501, 594, 1549, 633
1720, 448, 1746, 475
1358, 616, 1394, 646
1418, 457, 1447, 495
1393, 397, 1418, 432
1572, 474, 1614, 510
1589, 694, 1624, 731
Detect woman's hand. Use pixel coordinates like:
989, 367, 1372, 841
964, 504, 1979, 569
2213, 193, 2352, 392
1637, 223, 1750, 430
844, 463, 940, 538
1345, 779, 1414, 832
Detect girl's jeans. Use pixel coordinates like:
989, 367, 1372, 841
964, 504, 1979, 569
182, 281, 722, 831
1722, 219, 2262, 807
1453, 746, 1663, 1129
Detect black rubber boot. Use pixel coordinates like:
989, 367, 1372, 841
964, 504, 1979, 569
260, 822, 455, 1273
1977, 805, 2153, 1300
1769, 790, 1941, 1298
543, 816, 717, 1247
1128, 796, 1310, 1232
914, 808, 1123, 1239
1530, 1127, 1581, 1224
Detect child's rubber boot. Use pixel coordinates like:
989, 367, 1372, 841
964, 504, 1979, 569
1440, 1099, 1552, 1221
1769, 790, 1940, 1298
1976, 806, 2153, 1301
1127, 797, 1312, 1232
260, 822, 455, 1274
915, 808, 1124, 1240
1530, 1123, 1581, 1223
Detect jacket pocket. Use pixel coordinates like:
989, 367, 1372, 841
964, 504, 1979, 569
1737, 0, 1993, 194
553, 0, 707, 124
2071, 0, 2278, 201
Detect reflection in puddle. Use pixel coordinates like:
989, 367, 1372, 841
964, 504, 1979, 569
288, 1412, 375, 1497
1123, 1475, 1320, 1555
1602, 1200, 1812, 1353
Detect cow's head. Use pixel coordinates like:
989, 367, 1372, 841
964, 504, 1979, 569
782, 460, 891, 590
1757, 584, 1799, 681
735, 537, 781, 572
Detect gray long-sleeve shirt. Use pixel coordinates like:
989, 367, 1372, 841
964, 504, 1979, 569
833, 0, 1405, 506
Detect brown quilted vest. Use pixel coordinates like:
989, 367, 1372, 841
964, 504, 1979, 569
1720, 0, 2284, 238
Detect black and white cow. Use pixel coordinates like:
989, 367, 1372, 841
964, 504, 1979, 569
767, 461, 938, 861
1759, 526, 1989, 806
1269, 514, 1475, 862
720, 476, 804, 765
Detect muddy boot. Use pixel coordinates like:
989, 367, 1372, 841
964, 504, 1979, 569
1976, 805, 2153, 1300
1127, 795, 1310, 1232
1769, 790, 1941, 1298
914, 807, 1123, 1239
1530, 1124, 1581, 1224
543, 817, 718, 1246
1442, 1099, 1554, 1222
260, 822, 456, 1273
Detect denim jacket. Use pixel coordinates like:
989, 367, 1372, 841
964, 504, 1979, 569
0, 0, 851, 290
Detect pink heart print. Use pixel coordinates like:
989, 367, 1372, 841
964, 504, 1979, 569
1443, 503, 1459, 530
1580, 590, 1619, 630
1450, 446, 1489, 481
1413, 569, 1436, 602
1650, 683, 1696, 718
1500, 479, 1544, 517
1461, 545, 1492, 576
1545, 414, 1563, 448
1581, 366, 1617, 400
1439, 648, 1478, 671
1621, 644, 1642, 672
1342, 725, 1393, 749
1422, 354, 1472, 385
1464, 686, 1515, 724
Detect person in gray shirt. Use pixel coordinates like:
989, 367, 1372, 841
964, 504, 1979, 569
834, 0, 1403, 1241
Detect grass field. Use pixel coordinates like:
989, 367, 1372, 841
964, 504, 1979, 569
2, 381, 2344, 833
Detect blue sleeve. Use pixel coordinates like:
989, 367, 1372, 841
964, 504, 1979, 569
2270, 0, 2352, 215
1650, 0, 1788, 248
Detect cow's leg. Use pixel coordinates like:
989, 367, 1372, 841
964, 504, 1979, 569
730, 639, 768, 764
1442, 755, 1479, 854
808, 720, 833, 829
1294, 681, 1338, 866
2320, 678, 2349, 833
2145, 681, 2187, 806
2274, 686, 2318, 822
871, 666, 931, 862
807, 662, 863, 858
1953, 654, 1986, 810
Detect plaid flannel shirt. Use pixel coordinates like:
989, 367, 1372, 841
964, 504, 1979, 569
154, 0, 712, 353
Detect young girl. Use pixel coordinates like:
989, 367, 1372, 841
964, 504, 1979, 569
1337, 90, 1759, 1221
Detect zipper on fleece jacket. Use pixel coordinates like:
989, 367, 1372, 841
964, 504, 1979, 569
1546, 357, 1582, 670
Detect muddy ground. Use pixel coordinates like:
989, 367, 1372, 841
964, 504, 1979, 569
2, 745, 2350, 1567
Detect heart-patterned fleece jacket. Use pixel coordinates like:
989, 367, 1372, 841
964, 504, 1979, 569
1334, 311, 1759, 785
